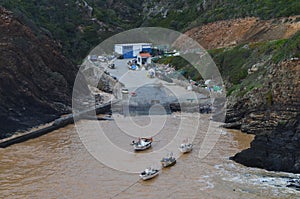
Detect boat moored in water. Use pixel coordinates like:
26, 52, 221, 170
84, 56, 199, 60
161, 153, 176, 168
139, 167, 160, 180
179, 143, 193, 153
131, 137, 153, 151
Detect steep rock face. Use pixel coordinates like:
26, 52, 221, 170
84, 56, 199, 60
225, 59, 299, 135
227, 59, 299, 173
231, 115, 300, 173
0, 7, 79, 138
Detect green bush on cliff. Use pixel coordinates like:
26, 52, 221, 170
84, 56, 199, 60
211, 45, 251, 85
273, 31, 300, 62
156, 30, 299, 94
146, 0, 300, 31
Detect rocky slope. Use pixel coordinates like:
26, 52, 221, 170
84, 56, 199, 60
186, 16, 300, 50
226, 59, 300, 173
184, 16, 299, 134
0, 7, 81, 138
184, 17, 300, 173
225, 59, 300, 134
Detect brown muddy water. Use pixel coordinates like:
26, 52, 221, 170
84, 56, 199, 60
0, 113, 299, 199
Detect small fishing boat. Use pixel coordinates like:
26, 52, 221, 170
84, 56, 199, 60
139, 167, 159, 180
161, 153, 176, 168
131, 137, 152, 151
121, 88, 129, 94
179, 143, 193, 153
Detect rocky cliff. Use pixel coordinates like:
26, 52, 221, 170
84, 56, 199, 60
0, 7, 80, 138
225, 59, 299, 134
185, 16, 300, 173
226, 59, 300, 173
185, 17, 299, 135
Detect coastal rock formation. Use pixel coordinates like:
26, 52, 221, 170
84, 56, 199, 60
227, 59, 300, 173
226, 59, 299, 135
231, 115, 300, 173
186, 17, 300, 173
0, 7, 82, 138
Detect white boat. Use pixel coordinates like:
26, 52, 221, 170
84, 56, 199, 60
179, 143, 193, 153
139, 168, 159, 180
161, 153, 176, 168
121, 88, 129, 94
132, 137, 152, 151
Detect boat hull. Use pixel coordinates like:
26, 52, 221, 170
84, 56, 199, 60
133, 143, 151, 151
179, 148, 192, 153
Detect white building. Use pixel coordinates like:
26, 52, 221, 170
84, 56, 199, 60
137, 52, 151, 66
114, 43, 152, 58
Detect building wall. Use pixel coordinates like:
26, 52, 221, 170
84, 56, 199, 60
114, 43, 152, 58
142, 44, 152, 54
114, 44, 123, 55
122, 46, 133, 58
133, 45, 141, 57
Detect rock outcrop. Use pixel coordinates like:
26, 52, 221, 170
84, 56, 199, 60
0, 7, 81, 138
227, 59, 300, 173
231, 114, 300, 173
226, 59, 299, 135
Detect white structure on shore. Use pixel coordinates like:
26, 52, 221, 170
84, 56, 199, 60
137, 52, 151, 66
114, 43, 152, 58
